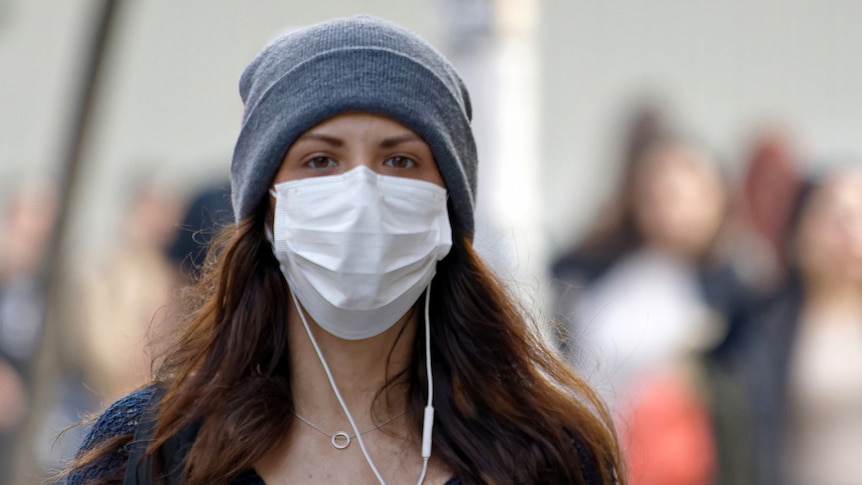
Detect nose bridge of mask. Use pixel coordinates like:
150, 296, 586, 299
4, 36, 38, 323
271, 166, 447, 245
270, 165, 447, 204
351, 167, 384, 230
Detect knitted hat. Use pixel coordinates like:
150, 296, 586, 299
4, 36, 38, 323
231, 15, 478, 235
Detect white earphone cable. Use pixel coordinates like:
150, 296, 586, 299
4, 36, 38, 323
416, 283, 435, 485
291, 285, 435, 485
291, 290, 388, 485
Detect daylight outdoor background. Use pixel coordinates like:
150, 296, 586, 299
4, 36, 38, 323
1, 0, 861, 483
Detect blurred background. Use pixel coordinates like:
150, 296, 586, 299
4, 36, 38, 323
1, 0, 861, 484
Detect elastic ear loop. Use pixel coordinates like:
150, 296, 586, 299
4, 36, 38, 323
290, 284, 435, 485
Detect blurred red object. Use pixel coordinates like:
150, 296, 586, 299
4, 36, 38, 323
621, 367, 716, 485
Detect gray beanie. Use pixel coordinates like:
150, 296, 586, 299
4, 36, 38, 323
231, 15, 478, 235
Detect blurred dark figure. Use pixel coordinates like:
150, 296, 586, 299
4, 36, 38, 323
732, 130, 803, 293
0, 184, 57, 478
736, 166, 862, 485
166, 181, 233, 283
708, 130, 803, 367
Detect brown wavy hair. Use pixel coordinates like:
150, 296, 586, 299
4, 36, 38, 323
70, 198, 624, 484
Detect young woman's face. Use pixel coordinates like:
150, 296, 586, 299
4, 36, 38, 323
273, 112, 444, 187
631, 142, 726, 258
796, 170, 862, 284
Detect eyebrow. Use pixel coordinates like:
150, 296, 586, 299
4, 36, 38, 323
294, 132, 422, 148
379, 133, 422, 149
294, 133, 344, 147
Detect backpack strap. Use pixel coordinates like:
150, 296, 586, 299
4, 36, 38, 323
123, 386, 200, 485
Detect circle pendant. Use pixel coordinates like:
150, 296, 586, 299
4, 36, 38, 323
331, 431, 351, 449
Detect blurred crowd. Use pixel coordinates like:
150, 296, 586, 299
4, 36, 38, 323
0, 177, 232, 480
1, 103, 860, 485
552, 104, 862, 485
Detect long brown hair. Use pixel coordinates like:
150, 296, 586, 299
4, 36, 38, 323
71, 198, 624, 484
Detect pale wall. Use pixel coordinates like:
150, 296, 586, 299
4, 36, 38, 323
540, 0, 862, 252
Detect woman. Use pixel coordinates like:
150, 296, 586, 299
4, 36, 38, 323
553, 133, 742, 485
68, 15, 622, 485
738, 167, 862, 485
563, 135, 730, 403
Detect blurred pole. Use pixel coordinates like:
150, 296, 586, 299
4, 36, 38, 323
441, 0, 547, 334
488, 0, 544, 297
13, 0, 123, 482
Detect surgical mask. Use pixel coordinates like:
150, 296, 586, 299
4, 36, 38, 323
269, 166, 452, 340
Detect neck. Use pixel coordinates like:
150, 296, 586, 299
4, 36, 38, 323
287, 295, 416, 430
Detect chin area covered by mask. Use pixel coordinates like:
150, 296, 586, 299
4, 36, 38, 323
268, 166, 452, 340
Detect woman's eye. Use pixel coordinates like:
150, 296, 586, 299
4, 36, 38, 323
384, 156, 416, 169
304, 157, 337, 169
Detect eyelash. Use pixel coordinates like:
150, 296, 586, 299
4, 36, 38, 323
302, 156, 418, 169
303, 156, 337, 169
384, 156, 417, 169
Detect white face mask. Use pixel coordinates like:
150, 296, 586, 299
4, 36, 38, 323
269, 166, 452, 340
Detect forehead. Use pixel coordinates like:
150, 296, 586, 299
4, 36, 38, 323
816, 172, 862, 211
636, 143, 720, 188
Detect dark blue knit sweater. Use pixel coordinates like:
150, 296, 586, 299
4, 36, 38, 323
67, 386, 461, 484
69, 386, 600, 484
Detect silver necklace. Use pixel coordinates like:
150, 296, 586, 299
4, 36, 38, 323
293, 411, 407, 450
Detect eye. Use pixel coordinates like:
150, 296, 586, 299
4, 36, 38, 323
384, 156, 416, 169
304, 156, 337, 169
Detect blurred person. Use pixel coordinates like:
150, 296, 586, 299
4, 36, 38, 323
729, 129, 802, 293
706, 130, 803, 371
0, 183, 57, 478
77, 181, 182, 404
738, 166, 862, 485
551, 102, 668, 302
550, 102, 674, 358
66, 16, 623, 485
559, 134, 738, 485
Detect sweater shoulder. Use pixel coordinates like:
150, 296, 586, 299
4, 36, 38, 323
66, 385, 159, 484
83, 385, 158, 448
